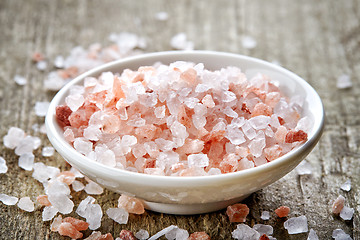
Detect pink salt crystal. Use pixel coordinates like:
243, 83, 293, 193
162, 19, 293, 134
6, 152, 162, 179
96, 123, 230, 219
251, 102, 272, 117
202, 94, 215, 108
264, 145, 283, 161
275, 206, 290, 218
259, 234, 270, 240
285, 130, 308, 143
98, 233, 114, 240
101, 114, 121, 134
63, 217, 89, 231
118, 195, 145, 214
119, 230, 136, 240
37, 195, 51, 206
50, 215, 63, 232
274, 126, 287, 143
219, 153, 239, 173
32, 52, 44, 62
135, 124, 159, 140
57, 171, 76, 185
332, 195, 345, 215
226, 203, 250, 223
265, 92, 281, 108
64, 128, 75, 142
58, 222, 83, 239
188, 232, 211, 240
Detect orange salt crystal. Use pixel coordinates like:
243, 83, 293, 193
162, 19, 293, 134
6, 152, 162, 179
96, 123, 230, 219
277, 116, 285, 125
69, 109, 90, 128
36, 195, 51, 207
219, 153, 239, 173
99, 233, 114, 240
58, 222, 83, 239
118, 195, 145, 215
32, 52, 44, 62
57, 171, 76, 185
188, 232, 211, 240
202, 130, 226, 143
143, 158, 156, 169
259, 234, 270, 240
251, 102, 272, 117
275, 206, 290, 217
50, 215, 63, 232
180, 68, 197, 85
265, 92, 281, 108
101, 114, 121, 134
274, 126, 287, 143
264, 145, 283, 162
135, 124, 160, 140
55, 105, 72, 127
226, 203, 250, 223
202, 94, 215, 108
119, 229, 136, 240
285, 130, 308, 143
170, 162, 186, 173
241, 103, 251, 114
62, 217, 89, 231
332, 195, 345, 215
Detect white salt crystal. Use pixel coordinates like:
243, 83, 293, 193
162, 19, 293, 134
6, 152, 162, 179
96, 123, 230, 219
223, 107, 238, 118
222, 90, 237, 102
87, 232, 102, 239
260, 211, 270, 220
155, 11, 169, 21
44, 71, 66, 91
54, 55, 65, 68
85, 203, 103, 230
195, 83, 211, 93
72, 180, 85, 192
36, 60, 47, 71
15, 135, 41, 155
65, 94, 85, 112
83, 125, 102, 141
170, 33, 194, 50
154, 105, 166, 118
74, 138, 93, 155
135, 229, 150, 240
249, 136, 266, 158
170, 121, 188, 140
188, 154, 209, 168
241, 36, 257, 49
106, 208, 129, 224
32, 162, 60, 183
340, 179, 351, 192
0, 157, 8, 174
232, 224, 260, 240
295, 116, 312, 133
148, 225, 178, 240
226, 125, 246, 145
307, 229, 319, 240
70, 167, 84, 178
184, 97, 200, 108
85, 181, 103, 195
336, 74, 352, 89
249, 116, 270, 130
46, 179, 71, 196
340, 206, 354, 220
17, 197, 35, 212
14, 75, 27, 85
18, 153, 34, 171
284, 215, 308, 234
122, 135, 137, 147
332, 229, 352, 240
34, 101, 50, 117
76, 196, 96, 218
0, 193, 18, 205
241, 122, 256, 140
42, 206, 58, 221
42, 146, 55, 157
47, 194, 74, 214
192, 115, 206, 129
165, 227, 189, 240
155, 138, 176, 152
253, 224, 273, 235
3, 127, 26, 149
207, 168, 222, 175
295, 161, 313, 175
95, 147, 116, 167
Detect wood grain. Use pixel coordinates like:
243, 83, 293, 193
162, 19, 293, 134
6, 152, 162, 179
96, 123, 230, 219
0, 0, 359, 239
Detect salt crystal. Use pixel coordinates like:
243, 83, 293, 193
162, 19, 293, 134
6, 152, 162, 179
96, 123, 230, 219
253, 224, 273, 235
74, 138, 93, 155
284, 215, 308, 234
106, 208, 129, 224
0, 193, 18, 205
47, 194, 74, 214
307, 229, 319, 240
222, 90, 237, 102
195, 83, 211, 93
295, 161, 313, 175
170, 121, 188, 139
241, 122, 256, 140
340, 179, 351, 192
184, 97, 200, 108
260, 211, 270, 220
14, 75, 27, 85
332, 195, 345, 215
50, 215, 63, 232
35, 101, 50, 117
72, 180, 85, 192
241, 36, 257, 49
170, 33, 194, 50
32, 162, 60, 183
223, 106, 238, 118
42, 146, 55, 157
226, 125, 246, 145
249, 136, 266, 158
207, 168, 222, 175
86, 204, 103, 230
94, 147, 116, 167
84, 181, 103, 195
340, 206, 354, 220
42, 206, 58, 221
155, 11, 169, 21
336, 74, 352, 89
15, 135, 41, 155
46, 179, 71, 196
3, 127, 26, 149
36, 60, 47, 71
231, 224, 260, 240
84, 125, 102, 141
332, 229, 352, 240
188, 153, 209, 168
54, 55, 65, 68
118, 195, 145, 214
18, 153, 34, 171
226, 203, 250, 223
165, 227, 189, 240
70, 167, 84, 178
135, 229, 150, 240
84, 231, 102, 240
0, 157, 8, 174
248, 116, 270, 130
122, 135, 138, 146
148, 225, 178, 240
65, 94, 85, 112
76, 196, 96, 218
275, 206, 290, 218
154, 105, 166, 118
17, 197, 35, 212
44, 71, 66, 91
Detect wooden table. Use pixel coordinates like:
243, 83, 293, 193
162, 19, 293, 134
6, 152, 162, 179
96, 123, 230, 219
0, 0, 359, 239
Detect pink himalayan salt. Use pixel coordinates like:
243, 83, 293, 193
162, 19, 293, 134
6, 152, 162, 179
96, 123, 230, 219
119, 230, 136, 240
51, 215, 63, 231
37, 195, 51, 206
32, 52, 45, 62
188, 232, 211, 240
58, 222, 83, 239
332, 195, 345, 215
57, 171, 76, 185
264, 145, 283, 162
275, 206, 290, 218
226, 203, 250, 223
118, 195, 145, 214
259, 234, 270, 240
285, 130, 308, 143
63, 217, 89, 231
85, 232, 114, 240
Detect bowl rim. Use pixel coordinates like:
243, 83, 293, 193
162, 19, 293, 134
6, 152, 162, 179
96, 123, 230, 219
45, 50, 325, 185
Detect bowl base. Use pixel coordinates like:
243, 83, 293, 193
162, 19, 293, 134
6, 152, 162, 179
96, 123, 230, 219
143, 194, 251, 215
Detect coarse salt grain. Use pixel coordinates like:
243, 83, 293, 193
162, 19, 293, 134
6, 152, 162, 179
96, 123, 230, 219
135, 229, 150, 240
307, 228, 319, 240
332, 195, 345, 215
241, 36, 257, 49
260, 211, 270, 220
35, 101, 50, 117
106, 208, 129, 224
155, 11, 169, 21
340, 179, 351, 192
275, 206, 290, 218
17, 197, 35, 212
336, 74, 352, 89
295, 160, 313, 175
14, 75, 27, 85
332, 229, 352, 240
226, 203, 250, 223
18, 153, 35, 171
232, 224, 260, 240
84, 181, 104, 195
283, 215, 308, 234
148, 225, 178, 240
339, 206, 354, 220
0, 157, 8, 174
0, 193, 18, 205
253, 224, 273, 236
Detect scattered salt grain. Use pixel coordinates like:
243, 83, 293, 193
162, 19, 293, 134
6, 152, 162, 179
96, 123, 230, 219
170, 33, 194, 50
188, 232, 211, 240
72, 180, 85, 192
47, 194, 74, 214
307, 229, 319, 240
135, 229, 149, 240
260, 211, 270, 220
340, 179, 351, 192
106, 208, 129, 224
148, 225, 178, 240
253, 224, 273, 236
36, 60, 48, 71
3, 127, 26, 149
155, 11, 169, 21
232, 224, 260, 240
0, 193, 18, 205
332, 229, 352, 240
0, 157, 8, 174
34, 101, 50, 117
18, 153, 34, 171
295, 160, 313, 175
284, 215, 308, 234
14, 75, 27, 85
332, 195, 345, 215
54, 55, 65, 68
241, 36, 257, 49
42, 206, 58, 221
14, 135, 41, 155
226, 203, 250, 223
118, 195, 145, 214
165, 227, 189, 240
84, 181, 103, 195
275, 206, 290, 218
17, 197, 35, 212
85, 203, 103, 230
336, 74, 352, 89
119, 230, 136, 240
340, 206, 354, 220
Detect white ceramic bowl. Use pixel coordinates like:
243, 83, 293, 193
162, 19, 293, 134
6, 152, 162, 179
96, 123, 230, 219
46, 51, 324, 215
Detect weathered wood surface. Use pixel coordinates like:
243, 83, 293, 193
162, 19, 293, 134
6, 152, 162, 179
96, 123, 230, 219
0, 0, 359, 239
